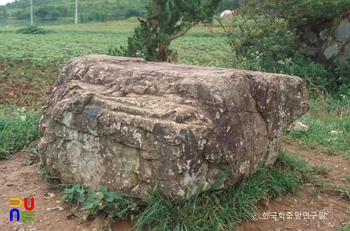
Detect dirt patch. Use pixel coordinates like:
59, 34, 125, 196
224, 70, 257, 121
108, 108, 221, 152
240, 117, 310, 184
240, 142, 350, 231
0, 60, 58, 108
0, 143, 349, 231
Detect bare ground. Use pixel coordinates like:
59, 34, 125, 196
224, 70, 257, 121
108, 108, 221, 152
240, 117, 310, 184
0, 142, 349, 231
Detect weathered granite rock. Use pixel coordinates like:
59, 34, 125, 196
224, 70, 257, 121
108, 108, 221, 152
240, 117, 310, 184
38, 55, 309, 199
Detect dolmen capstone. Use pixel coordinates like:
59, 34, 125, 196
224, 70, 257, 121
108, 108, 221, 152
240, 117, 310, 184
38, 55, 309, 199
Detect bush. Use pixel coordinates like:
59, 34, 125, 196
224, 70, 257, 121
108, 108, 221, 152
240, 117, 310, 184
228, 0, 350, 99
16, 26, 57, 35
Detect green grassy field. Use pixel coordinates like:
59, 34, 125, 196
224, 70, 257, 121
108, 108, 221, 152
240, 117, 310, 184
0, 21, 349, 230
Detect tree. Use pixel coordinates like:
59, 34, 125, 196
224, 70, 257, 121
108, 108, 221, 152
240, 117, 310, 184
113, 0, 222, 62
35, 8, 49, 20
0, 6, 6, 19
224, 0, 350, 73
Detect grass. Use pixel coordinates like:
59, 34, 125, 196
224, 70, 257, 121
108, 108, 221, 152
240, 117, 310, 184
339, 224, 350, 231
285, 95, 350, 159
310, 165, 332, 175
0, 105, 40, 158
345, 174, 350, 182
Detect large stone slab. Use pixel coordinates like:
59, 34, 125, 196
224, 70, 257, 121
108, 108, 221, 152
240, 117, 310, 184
38, 55, 309, 199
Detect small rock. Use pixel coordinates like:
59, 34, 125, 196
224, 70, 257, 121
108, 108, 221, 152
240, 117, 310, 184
274, 197, 281, 202
28, 227, 38, 231
48, 193, 55, 198
92, 229, 98, 231
46, 208, 52, 211
294, 199, 298, 203
56, 200, 61, 203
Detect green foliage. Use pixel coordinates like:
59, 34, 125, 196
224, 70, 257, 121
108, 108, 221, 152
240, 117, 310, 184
83, 186, 137, 220
227, 3, 299, 72
61, 185, 138, 222
227, 0, 350, 99
339, 225, 350, 231
113, 0, 222, 62
35, 6, 67, 21
135, 150, 312, 230
310, 165, 332, 175
38, 165, 61, 187
345, 174, 350, 182
61, 184, 87, 207
0, 106, 40, 156
16, 26, 57, 35
0, 148, 10, 159
318, 181, 350, 200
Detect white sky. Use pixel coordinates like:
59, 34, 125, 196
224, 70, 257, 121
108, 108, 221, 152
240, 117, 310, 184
0, 0, 15, 6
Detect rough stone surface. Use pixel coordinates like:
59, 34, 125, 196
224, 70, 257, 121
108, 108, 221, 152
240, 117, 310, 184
38, 55, 309, 199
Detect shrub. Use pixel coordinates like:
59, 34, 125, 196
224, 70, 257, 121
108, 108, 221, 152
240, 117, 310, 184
16, 26, 57, 35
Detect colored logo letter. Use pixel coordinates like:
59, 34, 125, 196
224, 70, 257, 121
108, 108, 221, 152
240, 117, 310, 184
10, 198, 23, 208
21, 211, 34, 222
24, 198, 35, 211
9, 208, 20, 222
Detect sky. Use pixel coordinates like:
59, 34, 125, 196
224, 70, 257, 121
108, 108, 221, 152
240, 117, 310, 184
0, 0, 15, 6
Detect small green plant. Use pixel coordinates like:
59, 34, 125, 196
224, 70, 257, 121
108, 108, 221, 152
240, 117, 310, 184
310, 165, 332, 175
0, 148, 10, 159
61, 184, 87, 207
16, 26, 57, 34
61, 185, 138, 223
83, 186, 138, 221
345, 174, 350, 182
38, 165, 61, 187
339, 224, 350, 231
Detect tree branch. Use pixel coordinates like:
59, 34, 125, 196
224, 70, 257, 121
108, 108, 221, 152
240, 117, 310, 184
168, 23, 196, 41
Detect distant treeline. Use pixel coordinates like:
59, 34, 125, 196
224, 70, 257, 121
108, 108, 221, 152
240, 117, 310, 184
0, 0, 241, 24
1, 0, 148, 23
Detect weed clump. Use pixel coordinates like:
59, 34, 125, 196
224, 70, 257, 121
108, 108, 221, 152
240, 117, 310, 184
16, 26, 57, 35
61, 184, 138, 227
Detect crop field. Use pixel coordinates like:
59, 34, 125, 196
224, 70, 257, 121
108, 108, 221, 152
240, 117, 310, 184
0, 21, 232, 106
0, 21, 349, 231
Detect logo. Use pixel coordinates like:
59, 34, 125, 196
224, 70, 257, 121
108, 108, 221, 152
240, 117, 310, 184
9, 198, 35, 222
